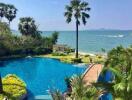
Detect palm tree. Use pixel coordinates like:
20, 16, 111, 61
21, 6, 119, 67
64, 0, 90, 58
18, 17, 40, 38
0, 3, 6, 21
5, 4, 17, 25
70, 75, 98, 100
50, 89, 64, 100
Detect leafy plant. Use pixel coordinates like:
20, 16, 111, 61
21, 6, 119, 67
97, 46, 132, 100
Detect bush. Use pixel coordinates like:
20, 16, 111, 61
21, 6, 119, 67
0, 74, 27, 99
52, 53, 66, 56
33, 48, 52, 55
0, 22, 11, 34
72, 58, 82, 63
0, 22, 58, 57
84, 54, 90, 57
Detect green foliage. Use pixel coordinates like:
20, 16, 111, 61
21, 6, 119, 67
0, 22, 59, 58
64, 0, 90, 25
0, 3, 17, 24
52, 52, 66, 56
50, 75, 98, 100
0, 22, 10, 34
101, 48, 106, 53
70, 75, 98, 100
72, 58, 82, 63
50, 90, 64, 100
5, 4, 17, 24
51, 31, 59, 44
18, 17, 41, 38
0, 74, 27, 100
99, 46, 132, 100
0, 3, 6, 19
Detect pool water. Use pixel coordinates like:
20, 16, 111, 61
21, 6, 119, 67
98, 70, 113, 100
0, 57, 86, 99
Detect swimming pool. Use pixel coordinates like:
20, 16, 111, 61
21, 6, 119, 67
0, 57, 86, 99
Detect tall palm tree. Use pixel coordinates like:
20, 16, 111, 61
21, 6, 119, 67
18, 17, 40, 38
64, 0, 90, 58
0, 3, 6, 21
5, 4, 17, 25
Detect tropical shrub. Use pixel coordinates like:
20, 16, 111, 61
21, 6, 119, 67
97, 46, 132, 100
52, 53, 66, 56
69, 75, 98, 100
0, 74, 27, 100
50, 75, 99, 100
50, 89, 64, 100
0, 22, 10, 34
71, 58, 82, 63
0, 21, 59, 58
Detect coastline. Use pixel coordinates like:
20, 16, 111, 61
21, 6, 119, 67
78, 51, 96, 56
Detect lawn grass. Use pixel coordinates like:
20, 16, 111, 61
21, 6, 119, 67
37, 53, 106, 64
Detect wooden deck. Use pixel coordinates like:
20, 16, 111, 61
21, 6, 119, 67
83, 64, 103, 85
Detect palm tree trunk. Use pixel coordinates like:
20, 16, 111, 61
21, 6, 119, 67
0, 73, 3, 93
75, 20, 79, 58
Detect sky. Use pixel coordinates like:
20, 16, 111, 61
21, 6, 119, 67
1, 0, 132, 31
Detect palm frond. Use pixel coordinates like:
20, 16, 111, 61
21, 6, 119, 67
82, 12, 90, 25
66, 17, 72, 23
65, 5, 72, 12
71, 0, 81, 7
82, 12, 90, 18
82, 16, 86, 25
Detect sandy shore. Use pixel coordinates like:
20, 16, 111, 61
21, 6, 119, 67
78, 51, 107, 57
78, 52, 96, 56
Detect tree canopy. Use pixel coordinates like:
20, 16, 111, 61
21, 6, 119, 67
18, 17, 41, 38
64, 0, 90, 25
0, 3, 17, 24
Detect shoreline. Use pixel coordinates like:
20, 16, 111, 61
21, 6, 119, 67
78, 52, 96, 56
78, 51, 107, 56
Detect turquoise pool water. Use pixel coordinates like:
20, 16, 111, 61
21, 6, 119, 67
0, 57, 86, 99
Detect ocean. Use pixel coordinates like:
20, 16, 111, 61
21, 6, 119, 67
13, 30, 132, 54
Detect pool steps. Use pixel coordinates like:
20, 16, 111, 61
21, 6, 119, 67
35, 95, 52, 100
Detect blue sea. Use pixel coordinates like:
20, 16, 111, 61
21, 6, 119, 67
13, 30, 132, 53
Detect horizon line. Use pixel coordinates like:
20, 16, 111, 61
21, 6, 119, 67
12, 29, 132, 32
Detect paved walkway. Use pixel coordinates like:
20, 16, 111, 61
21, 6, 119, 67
83, 64, 103, 86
